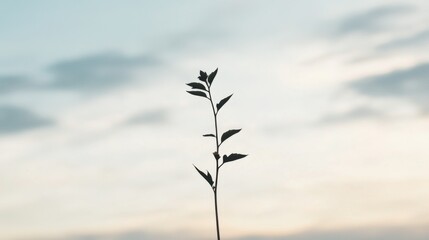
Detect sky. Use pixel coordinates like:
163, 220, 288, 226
1, 0, 429, 239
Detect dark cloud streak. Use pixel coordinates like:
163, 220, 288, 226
318, 106, 385, 125
334, 4, 414, 36
0, 105, 53, 135
0, 52, 160, 96
349, 62, 429, 112
377, 28, 429, 51
0, 75, 38, 94
47, 52, 158, 93
125, 108, 169, 126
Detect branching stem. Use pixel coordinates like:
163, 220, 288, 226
188, 70, 246, 240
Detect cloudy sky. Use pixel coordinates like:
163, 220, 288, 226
1, 0, 429, 239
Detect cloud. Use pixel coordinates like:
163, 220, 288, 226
41, 225, 429, 240
0, 105, 53, 135
0, 75, 37, 94
349, 62, 429, 111
377, 28, 429, 51
125, 108, 169, 126
1, 52, 160, 97
234, 225, 429, 240
59, 231, 154, 240
334, 4, 414, 36
47, 52, 158, 93
43, 230, 203, 240
318, 106, 384, 125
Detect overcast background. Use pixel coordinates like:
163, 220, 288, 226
1, 1, 429, 239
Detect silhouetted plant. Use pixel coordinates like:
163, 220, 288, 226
186, 68, 247, 240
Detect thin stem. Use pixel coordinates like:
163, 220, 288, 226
213, 189, 220, 240
208, 84, 221, 240
207, 88, 220, 152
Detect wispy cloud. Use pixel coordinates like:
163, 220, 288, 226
377, 28, 429, 51
124, 108, 170, 126
334, 4, 414, 36
318, 106, 385, 125
0, 105, 53, 135
0, 75, 37, 94
349, 62, 429, 112
44, 225, 429, 240
47, 52, 159, 93
234, 225, 429, 240
43, 230, 204, 240
1, 52, 160, 97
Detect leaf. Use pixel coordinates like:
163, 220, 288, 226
198, 71, 208, 82
187, 90, 208, 98
208, 68, 218, 85
216, 94, 233, 111
223, 153, 248, 163
220, 129, 241, 144
206, 171, 213, 185
203, 134, 215, 137
187, 82, 207, 91
213, 152, 220, 160
194, 165, 214, 186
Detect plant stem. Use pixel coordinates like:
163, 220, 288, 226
208, 85, 221, 240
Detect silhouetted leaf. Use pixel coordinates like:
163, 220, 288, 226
206, 171, 213, 185
216, 94, 233, 111
198, 71, 208, 82
220, 129, 241, 144
187, 82, 207, 91
187, 91, 208, 98
223, 153, 248, 163
213, 152, 220, 160
208, 68, 218, 85
194, 165, 214, 186
203, 134, 215, 137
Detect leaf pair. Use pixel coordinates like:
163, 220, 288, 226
188, 69, 217, 97
194, 165, 214, 187
198, 68, 218, 85
186, 81, 208, 99
221, 129, 247, 164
